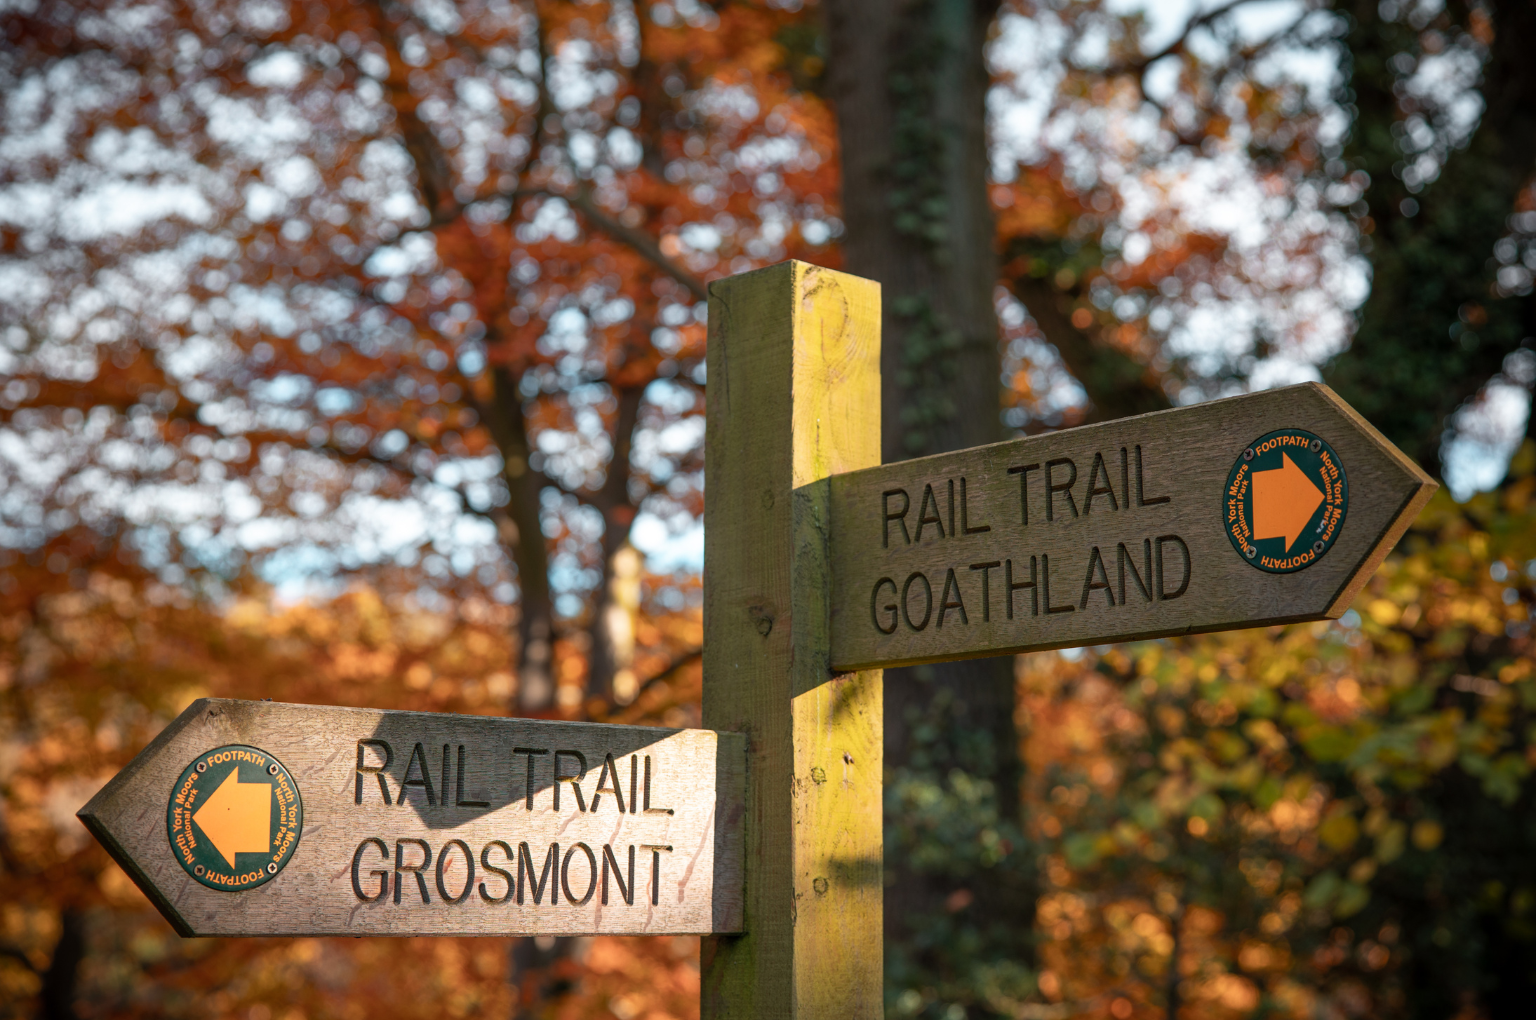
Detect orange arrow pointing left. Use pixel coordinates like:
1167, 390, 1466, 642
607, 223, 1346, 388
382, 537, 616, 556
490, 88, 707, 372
193, 770, 271, 868
1252, 452, 1325, 551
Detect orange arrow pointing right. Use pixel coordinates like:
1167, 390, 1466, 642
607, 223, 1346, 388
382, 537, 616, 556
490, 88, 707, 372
193, 770, 272, 868
1252, 452, 1325, 551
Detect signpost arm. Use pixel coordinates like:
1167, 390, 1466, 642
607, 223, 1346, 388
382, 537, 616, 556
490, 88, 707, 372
702, 261, 884, 1018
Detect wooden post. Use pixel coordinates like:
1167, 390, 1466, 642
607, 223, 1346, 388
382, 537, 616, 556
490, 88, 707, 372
701, 262, 884, 1018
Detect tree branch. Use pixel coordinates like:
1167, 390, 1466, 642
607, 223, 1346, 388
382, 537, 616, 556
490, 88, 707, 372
366, 4, 463, 224
1116, 0, 1263, 74
564, 187, 709, 301
632, 646, 702, 702
356, 1, 706, 303
0, 946, 38, 974
1007, 273, 1172, 423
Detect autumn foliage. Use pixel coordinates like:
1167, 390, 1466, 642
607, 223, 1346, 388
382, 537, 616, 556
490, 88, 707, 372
5, 0, 1536, 1017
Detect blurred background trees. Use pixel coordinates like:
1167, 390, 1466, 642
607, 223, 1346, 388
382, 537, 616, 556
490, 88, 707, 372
2, 0, 1535, 1018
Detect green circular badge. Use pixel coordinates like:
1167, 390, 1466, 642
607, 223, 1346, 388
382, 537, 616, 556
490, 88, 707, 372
1224, 429, 1348, 573
166, 744, 302, 891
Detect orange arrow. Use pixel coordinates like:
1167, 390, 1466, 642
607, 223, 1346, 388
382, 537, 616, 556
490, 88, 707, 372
1252, 452, 1324, 551
193, 770, 271, 868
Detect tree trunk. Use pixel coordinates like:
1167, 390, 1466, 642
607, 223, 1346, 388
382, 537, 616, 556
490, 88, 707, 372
824, 0, 1031, 996
509, 935, 579, 1020
481, 365, 557, 712
588, 542, 644, 704
1165, 904, 1182, 1020
1324, 0, 1536, 475
40, 909, 83, 1020
370, 5, 563, 714
583, 382, 646, 703
829, 0, 1003, 463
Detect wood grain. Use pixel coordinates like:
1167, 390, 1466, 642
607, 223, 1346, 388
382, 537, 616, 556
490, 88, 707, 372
702, 262, 884, 1019
828, 382, 1437, 671
78, 698, 745, 937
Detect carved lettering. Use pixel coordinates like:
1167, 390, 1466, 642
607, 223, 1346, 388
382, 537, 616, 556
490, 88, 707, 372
513, 746, 548, 809
456, 745, 489, 808
479, 840, 514, 904
882, 489, 911, 548
399, 743, 436, 807
1043, 553, 1074, 614
1118, 540, 1153, 604
1006, 556, 1038, 619
356, 838, 666, 909
1085, 452, 1119, 514
629, 755, 639, 815
602, 844, 636, 906
518, 842, 559, 905
915, 484, 945, 541
394, 838, 432, 905
590, 753, 627, 813
553, 750, 588, 812
1156, 534, 1191, 599
902, 571, 933, 631
872, 577, 899, 634
1046, 458, 1079, 521
1008, 463, 1040, 526
642, 844, 674, 906
1136, 445, 1171, 506
643, 755, 673, 814
562, 842, 598, 906
970, 561, 1000, 622
961, 477, 990, 534
1080, 546, 1116, 609
351, 837, 389, 902
1120, 447, 1130, 512
937, 568, 968, 627
435, 838, 475, 904
356, 740, 393, 806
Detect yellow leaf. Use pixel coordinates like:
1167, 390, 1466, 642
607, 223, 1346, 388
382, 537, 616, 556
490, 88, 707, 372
1319, 809, 1360, 852
1411, 819, 1444, 850
1367, 600, 1401, 626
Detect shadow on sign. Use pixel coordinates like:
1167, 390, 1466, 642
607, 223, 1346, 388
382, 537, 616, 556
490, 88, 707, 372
360, 713, 682, 831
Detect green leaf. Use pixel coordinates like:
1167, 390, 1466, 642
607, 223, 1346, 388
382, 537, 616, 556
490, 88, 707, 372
1304, 870, 1342, 910
1252, 775, 1283, 811
1063, 832, 1103, 869
1302, 725, 1356, 763
1335, 881, 1371, 918
1189, 792, 1224, 822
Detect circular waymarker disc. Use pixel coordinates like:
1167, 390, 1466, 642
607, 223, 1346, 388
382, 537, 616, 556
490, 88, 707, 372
1224, 428, 1348, 573
166, 744, 303, 891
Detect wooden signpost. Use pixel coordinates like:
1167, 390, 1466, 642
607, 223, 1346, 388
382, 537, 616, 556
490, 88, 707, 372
79, 699, 745, 937
698, 263, 1432, 1018
828, 381, 1436, 671
81, 261, 1434, 1019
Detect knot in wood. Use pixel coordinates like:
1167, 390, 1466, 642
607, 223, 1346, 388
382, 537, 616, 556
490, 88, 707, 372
747, 603, 775, 637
